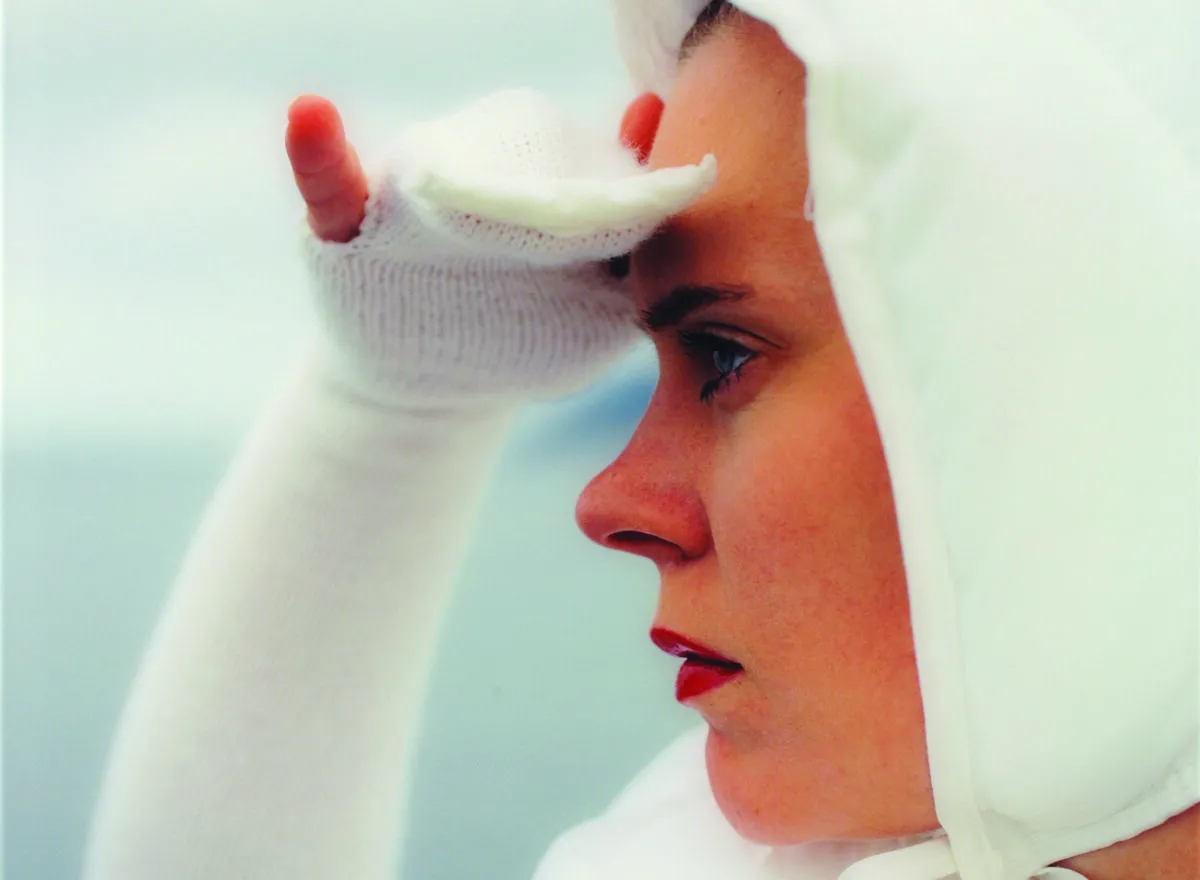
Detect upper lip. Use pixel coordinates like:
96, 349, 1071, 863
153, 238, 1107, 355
650, 627, 742, 668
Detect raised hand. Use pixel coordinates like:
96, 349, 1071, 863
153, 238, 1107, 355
296, 88, 715, 404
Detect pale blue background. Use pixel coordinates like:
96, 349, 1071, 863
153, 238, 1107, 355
5, 0, 702, 876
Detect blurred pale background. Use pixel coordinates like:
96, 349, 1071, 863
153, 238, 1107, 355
5, 1, 701, 877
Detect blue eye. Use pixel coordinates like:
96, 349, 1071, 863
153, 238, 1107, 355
677, 329, 758, 404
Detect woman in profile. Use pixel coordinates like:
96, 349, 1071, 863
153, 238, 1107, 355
82, 1, 1199, 878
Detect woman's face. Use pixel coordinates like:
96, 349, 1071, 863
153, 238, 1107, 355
575, 14, 939, 844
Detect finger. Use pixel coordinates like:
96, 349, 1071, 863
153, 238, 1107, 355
303, 162, 368, 243
287, 96, 368, 241
294, 138, 365, 210
287, 95, 347, 175
619, 92, 665, 165
305, 190, 367, 242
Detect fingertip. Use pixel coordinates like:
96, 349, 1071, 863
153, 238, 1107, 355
288, 95, 342, 142
619, 92, 665, 164
287, 97, 349, 174
288, 93, 317, 117
288, 94, 324, 127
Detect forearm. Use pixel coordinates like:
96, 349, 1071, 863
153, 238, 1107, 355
83, 342, 518, 880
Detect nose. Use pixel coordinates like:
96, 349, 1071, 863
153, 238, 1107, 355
574, 432, 709, 570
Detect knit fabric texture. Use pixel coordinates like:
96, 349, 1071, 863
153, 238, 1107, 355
299, 87, 716, 405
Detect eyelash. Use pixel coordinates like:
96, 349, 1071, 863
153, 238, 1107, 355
677, 329, 759, 404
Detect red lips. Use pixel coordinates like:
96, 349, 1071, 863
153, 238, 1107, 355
649, 627, 742, 667
674, 659, 742, 702
651, 627, 744, 703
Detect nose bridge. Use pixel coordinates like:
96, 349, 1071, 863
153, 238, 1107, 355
575, 392, 710, 562
600, 385, 704, 498
622, 385, 697, 468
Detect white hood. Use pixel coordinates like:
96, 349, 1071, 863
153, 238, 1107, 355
607, 1, 1200, 878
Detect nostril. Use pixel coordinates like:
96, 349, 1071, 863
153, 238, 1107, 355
607, 532, 678, 560
602, 530, 690, 567
609, 530, 655, 547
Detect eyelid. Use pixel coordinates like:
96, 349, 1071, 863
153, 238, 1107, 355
677, 326, 757, 354
679, 323, 765, 352
686, 318, 784, 350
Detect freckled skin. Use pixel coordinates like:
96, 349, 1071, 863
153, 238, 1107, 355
577, 15, 937, 844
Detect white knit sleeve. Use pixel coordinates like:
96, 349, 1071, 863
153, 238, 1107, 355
81, 88, 720, 880
81, 341, 519, 880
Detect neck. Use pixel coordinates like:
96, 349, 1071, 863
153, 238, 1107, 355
1051, 802, 1198, 880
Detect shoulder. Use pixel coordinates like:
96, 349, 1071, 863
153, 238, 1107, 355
531, 724, 771, 880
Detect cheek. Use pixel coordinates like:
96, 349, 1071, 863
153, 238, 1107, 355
708, 347, 912, 679
701, 348, 934, 838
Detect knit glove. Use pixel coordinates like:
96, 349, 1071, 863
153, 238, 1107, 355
299, 88, 717, 406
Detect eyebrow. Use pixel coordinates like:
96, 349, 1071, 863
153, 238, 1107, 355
636, 284, 752, 333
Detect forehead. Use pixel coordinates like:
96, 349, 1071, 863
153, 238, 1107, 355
630, 17, 811, 301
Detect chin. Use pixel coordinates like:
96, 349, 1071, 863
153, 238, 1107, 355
704, 724, 822, 846
704, 725, 941, 846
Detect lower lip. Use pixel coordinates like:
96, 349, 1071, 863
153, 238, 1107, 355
676, 659, 743, 702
